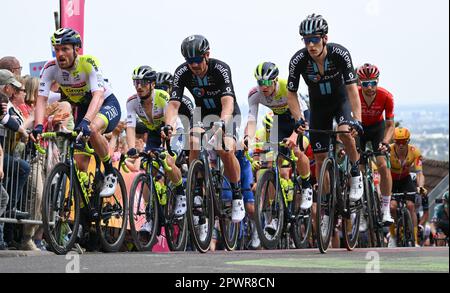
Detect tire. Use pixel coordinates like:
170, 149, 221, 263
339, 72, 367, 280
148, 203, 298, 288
165, 183, 188, 251
363, 174, 376, 247
342, 161, 361, 251
217, 174, 239, 251
254, 170, 284, 250
186, 159, 214, 253
316, 158, 336, 254
96, 169, 128, 252
42, 163, 81, 255
129, 173, 159, 251
291, 180, 312, 249
403, 209, 415, 247
372, 190, 385, 247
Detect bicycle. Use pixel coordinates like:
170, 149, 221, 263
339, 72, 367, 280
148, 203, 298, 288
252, 138, 312, 250
40, 131, 128, 255
391, 191, 417, 247
185, 121, 240, 253
312, 129, 362, 253
360, 148, 389, 247
128, 140, 188, 251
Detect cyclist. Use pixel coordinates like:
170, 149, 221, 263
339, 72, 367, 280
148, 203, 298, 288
164, 35, 245, 223
388, 127, 426, 247
356, 63, 395, 224
251, 112, 312, 235
244, 62, 313, 210
126, 66, 186, 218
33, 28, 121, 197
432, 191, 448, 243
287, 14, 364, 211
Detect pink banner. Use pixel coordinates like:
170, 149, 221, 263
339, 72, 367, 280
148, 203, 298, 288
60, 0, 85, 54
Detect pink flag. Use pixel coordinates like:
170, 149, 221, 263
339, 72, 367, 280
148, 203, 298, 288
60, 0, 85, 54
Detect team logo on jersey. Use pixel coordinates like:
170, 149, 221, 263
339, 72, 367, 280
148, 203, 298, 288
308, 74, 321, 83
193, 87, 205, 97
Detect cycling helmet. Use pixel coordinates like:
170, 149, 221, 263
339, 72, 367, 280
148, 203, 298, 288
181, 35, 210, 58
254, 62, 279, 81
51, 28, 82, 48
156, 72, 173, 86
394, 127, 411, 141
263, 112, 274, 130
132, 66, 157, 81
299, 14, 328, 36
443, 191, 448, 202
357, 63, 380, 81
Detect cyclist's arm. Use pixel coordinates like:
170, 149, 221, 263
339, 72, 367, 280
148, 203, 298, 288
220, 95, 234, 122
35, 61, 54, 127
166, 100, 181, 131
126, 127, 136, 149
416, 171, 425, 190
384, 120, 395, 144
245, 89, 259, 142
287, 90, 304, 122
346, 83, 362, 122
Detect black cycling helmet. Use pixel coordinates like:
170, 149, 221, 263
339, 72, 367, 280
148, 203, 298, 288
132, 66, 157, 81
254, 62, 279, 81
156, 72, 173, 86
51, 28, 82, 48
299, 14, 328, 36
181, 35, 210, 58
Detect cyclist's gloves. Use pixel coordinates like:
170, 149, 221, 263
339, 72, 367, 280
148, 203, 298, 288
76, 118, 91, 137
348, 120, 364, 136
32, 124, 44, 138
127, 148, 138, 158
294, 118, 307, 133
161, 125, 173, 139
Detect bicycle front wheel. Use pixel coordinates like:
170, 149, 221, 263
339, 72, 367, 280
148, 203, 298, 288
397, 209, 415, 247
217, 174, 239, 251
291, 180, 312, 249
316, 158, 336, 254
186, 159, 214, 253
255, 169, 284, 250
342, 162, 361, 251
42, 163, 81, 255
129, 173, 159, 251
165, 183, 188, 251
96, 169, 128, 252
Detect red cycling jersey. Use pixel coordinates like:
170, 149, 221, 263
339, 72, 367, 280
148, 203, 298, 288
359, 86, 395, 127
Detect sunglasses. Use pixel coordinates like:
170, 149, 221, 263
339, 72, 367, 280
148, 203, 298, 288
185, 56, 204, 64
257, 79, 274, 86
361, 80, 378, 88
133, 80, 152, 87
155, 85, 170, 92
394, 139, 409, 145
302, 36, 322, 45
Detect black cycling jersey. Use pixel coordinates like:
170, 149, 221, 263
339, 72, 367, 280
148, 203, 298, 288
287, 43, 358, 153
171, 58, 240, 119
287, 43, 357, 97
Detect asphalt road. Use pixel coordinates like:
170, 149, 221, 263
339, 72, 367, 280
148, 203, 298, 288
0, 247, 448, 273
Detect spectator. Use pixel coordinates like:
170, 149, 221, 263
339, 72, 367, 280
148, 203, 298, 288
0, 56, 22, 77
0, 144, 9, 250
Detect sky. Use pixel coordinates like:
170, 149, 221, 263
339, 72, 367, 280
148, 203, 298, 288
1, 0, 449, 121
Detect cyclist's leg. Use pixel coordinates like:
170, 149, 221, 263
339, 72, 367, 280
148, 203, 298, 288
337, 103, 363, 202
90, 95, 121, 197
166, 129, 187, 216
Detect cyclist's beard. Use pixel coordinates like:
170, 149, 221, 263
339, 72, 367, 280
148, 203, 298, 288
317, 39, 326, 58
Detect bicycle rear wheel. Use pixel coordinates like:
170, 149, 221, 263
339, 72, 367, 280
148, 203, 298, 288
165, 183, 188, 251
217, 174, 240, 251
129, 173, 159, 251
42, 163, 81, 255
255, 170, 284, 249
186, 159, 214, 253
291, 180, 312, 249
96, 169, 128, 252
397, 209, 415, 247
316, 158, 336, 254
342, 164, 361, 251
